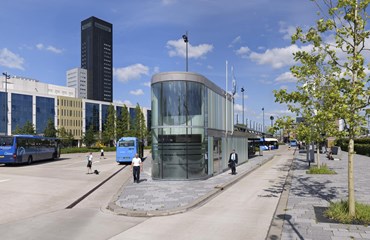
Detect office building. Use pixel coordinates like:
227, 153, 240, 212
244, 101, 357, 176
81, 16, 113, 102
67, 68, 87, 99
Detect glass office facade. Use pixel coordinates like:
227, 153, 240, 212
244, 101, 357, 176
0, 92, 7, 135
11, 93, 32, 133
36, 96, 55, 134
101, 104, 109, 131
85, 102, 99, 131
151, 72, 244, 180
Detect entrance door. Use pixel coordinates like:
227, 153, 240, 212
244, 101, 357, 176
213, 138, 222, 175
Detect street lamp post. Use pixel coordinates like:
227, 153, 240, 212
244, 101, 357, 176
270, 115, 274, 127
2, 72, 10, 136
182, 31, 189, 72
241, 87, 245, 125
262, 107, 265, 133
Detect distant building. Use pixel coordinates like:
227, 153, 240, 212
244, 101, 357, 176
67, 68, 87, 99
81, 16, 113, 102
0, 75, 151, 146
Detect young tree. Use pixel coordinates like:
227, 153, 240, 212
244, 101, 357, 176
44, 118, 57, 137
57, 127, 74, 147
14, 121, 36, 135
278, 0, 370, 217
116, 104, 130, 140
83, 125, 96, 148
102, 104, 116, 146
275, 48, 342, 168
132, 103, 147, 143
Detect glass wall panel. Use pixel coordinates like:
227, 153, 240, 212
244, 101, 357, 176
187, 82, 203, 127
0, 92, 7, 135
116, 106, 122, 120
11, 93, 32, 133
151, 80, 207, 179
151, 84, 161, 127
36, 96, 55, 134
162, 81, 186, 126
85, 102, 99, 131
102, 104, 109, 131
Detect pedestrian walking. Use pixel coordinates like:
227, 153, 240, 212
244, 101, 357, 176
100, 148, 104, 159
87, 152, 93, 174
228, 149, 238, 175
131, 153, 143, 183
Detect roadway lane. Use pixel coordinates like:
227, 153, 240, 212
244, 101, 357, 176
110, 151, 293, 240
0, 151, 125, 224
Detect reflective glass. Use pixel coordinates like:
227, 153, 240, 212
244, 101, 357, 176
36, 96, 55, 134
85, 103, 99, 131
11, 93, 32, 133
0, 92, 7, 134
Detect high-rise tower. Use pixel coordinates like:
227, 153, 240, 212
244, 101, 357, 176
81, 16, 113, 102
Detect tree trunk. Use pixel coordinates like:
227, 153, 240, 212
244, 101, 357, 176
316, 142, 320, 168
348, 138, 355, 217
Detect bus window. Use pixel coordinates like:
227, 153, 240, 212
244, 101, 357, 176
0, 137, 14, 146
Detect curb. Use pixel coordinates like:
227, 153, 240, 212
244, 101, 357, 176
107, 155, 275, 217
265, 155, 295, 240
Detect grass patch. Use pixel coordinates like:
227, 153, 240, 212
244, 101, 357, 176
306, 164, 336, 174
325, 200, 370, 225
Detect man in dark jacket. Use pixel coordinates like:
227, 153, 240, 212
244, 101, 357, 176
229, 149, 238, 175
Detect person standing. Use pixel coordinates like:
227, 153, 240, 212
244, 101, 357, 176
100, 148, 104, 159
87, 152, 93, 174
229, 149, 238, 175
131, 153, 143, 183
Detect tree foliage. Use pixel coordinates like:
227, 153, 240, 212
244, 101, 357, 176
57, 126, 74, 147
44, 118, 57, 137
13, 121, 36, 135
116, 104, 130, 140
275, 0, 370, 217
132, 103, 147, 142
83, 125, 96, 148
102, 104, 116, 146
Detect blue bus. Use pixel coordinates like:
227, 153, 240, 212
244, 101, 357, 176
0, 135, 61, 165
116, 137, 143, 164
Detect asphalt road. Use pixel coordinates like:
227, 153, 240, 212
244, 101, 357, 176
0, 149, 292, 240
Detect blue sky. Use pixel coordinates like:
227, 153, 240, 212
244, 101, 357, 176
0, 0, 320, 127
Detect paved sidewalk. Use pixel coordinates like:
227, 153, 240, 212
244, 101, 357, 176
279, 150, 370, 240
108, 149, 279, 217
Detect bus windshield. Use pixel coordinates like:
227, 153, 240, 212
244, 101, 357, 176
118, 140, 135, 147
0, 137, 14, 147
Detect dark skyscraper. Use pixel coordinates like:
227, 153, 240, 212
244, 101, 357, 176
81, 16, 113, 102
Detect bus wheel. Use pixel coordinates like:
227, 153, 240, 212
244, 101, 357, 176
27, 156, 33, 165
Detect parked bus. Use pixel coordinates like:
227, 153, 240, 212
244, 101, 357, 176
260, 137, 279, 150
116, 137, 144, 164
0, 135, 61, 165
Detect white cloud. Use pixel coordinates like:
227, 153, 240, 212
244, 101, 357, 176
249, 44, 313, 69
167, 39, 213, 59
228, 36, 242, 48
279, 21, 297, 40
113, 63, 149, 83
130, 89, 144, 96
235, 46, 250, 58
0, 48, 25, 70
234, 103, 243, 112
143, 82, 151, 87
36, 43, 63, 54
275, 72, 296, 83
113, 99, 134, 107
